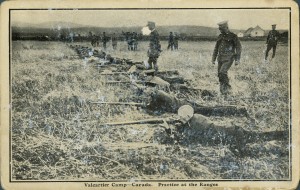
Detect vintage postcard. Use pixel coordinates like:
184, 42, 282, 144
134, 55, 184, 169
1, 0, 299, 189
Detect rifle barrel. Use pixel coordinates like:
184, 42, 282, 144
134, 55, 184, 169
105, 81, 142, 84
101, 118, 168, 126
89, 101, 145, 106
100, 72, 128, 75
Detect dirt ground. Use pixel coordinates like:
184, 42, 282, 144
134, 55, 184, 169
11, 40, 290, 180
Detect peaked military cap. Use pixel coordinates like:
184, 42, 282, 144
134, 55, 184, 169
218, 20, 228, 27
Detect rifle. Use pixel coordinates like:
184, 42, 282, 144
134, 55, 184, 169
98, 70, 179, 76
89, 98, 247, 117
89, 101, 146, 106
100, 117, 172, 126
100, 72, 128, 75
104, 81, 142, 84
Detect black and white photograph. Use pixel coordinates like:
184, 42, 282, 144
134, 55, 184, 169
1, 0, 299, 189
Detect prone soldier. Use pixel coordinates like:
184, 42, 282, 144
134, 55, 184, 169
265, 24, 280, 60
212, 21, 242, 95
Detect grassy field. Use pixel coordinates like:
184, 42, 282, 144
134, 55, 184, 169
11, 40, 290, 180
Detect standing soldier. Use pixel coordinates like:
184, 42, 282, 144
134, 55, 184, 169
132, 32, 138, 51
91, 35, 95, 47
212, 21, 242, 95
147, 21, 161, 73
95, 35, 100, 47
174, 33, 179, 50
126, 32, 132, 50
167, 32, 174, 50
88, 31, 94, 46
265, 24, 280, 60
111, 33, 118, 50
102, 32, 108, 50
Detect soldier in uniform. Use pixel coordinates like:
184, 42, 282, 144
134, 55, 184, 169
147, 21, 161, 73
132, 32, 138, 51
167, 32, 174, 50
102, 32, 108, 50
265, 24, 280, 60
174, 33, 179, 50
212, 21, 242, 95
111, 33, 118, 50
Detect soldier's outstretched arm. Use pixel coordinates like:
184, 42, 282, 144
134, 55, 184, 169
266, 31, 270, 44
212, 41, 219, 64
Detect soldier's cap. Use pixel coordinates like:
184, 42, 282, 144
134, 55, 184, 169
147, 21, 156, 27
178, 105, 194, 124
217, 21, 228, 28
272, 24, 277, 26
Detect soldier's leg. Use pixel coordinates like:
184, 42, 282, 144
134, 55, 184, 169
219, 58, 234, 94
217, 61, 224, 93
167, 43, 171, 50
265, 44, 272, 60
153, 57, 158, 72
148, 57, 154, 69
272, 45, 277, 58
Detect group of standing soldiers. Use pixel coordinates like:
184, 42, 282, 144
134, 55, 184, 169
89, 32, 117, 50
145, 20, 281, 95
87, 20, 280, 96
167, 32, 179, 50
212, 21, 280, 95
123, 32, 139, 51
90, 31, 139, 51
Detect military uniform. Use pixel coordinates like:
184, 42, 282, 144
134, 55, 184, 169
147, 22, 161, 72
167, 32, 174, 50
174, 34, 179, 50
212, 22, 242, 95
265, 27, 280, 60
132, 32, 138, 51
111, 34, 118, 50
102, 33, 108, 50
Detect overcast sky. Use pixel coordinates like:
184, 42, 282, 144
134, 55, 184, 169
11, 9, 290, 30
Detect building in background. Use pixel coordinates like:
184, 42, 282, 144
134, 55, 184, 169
244, 25, 265, 37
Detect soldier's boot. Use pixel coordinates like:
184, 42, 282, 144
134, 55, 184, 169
224, 84, 232, 95
219, 73, 231, 95
271, 52, 275, 59
265, 49, 270, 60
